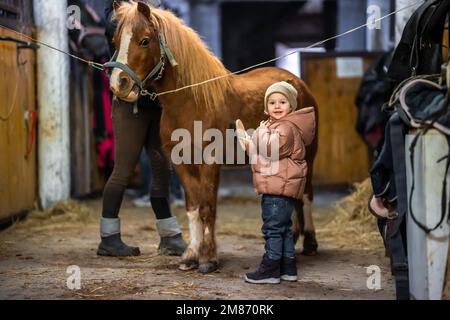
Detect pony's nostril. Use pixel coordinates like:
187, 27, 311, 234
119, 76, 129, 89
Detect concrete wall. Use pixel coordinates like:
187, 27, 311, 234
189, 1, 222, 58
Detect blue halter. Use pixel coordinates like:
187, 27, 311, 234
104, 28, 178, 100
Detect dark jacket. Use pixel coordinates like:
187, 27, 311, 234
388, 0, 450, 82
104, 0, 121, 48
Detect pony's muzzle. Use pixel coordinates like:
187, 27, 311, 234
110, 71, 139, 102
119, 75, 130, 91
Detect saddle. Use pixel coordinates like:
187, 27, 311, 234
388, 0, 450, 81
397, 78, 450, 134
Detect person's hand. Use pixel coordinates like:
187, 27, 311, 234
259, 120, 270, 129
239, 134, 251, 151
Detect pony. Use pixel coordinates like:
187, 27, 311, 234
109, 1, 319, 273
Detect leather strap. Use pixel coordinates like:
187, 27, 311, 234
389, 114, 410, 300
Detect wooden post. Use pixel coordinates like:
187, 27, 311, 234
33, 0, 71, 209
406, 130, 450, 300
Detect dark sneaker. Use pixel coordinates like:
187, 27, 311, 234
158, 233, 187, 256
244, 255, 280, 284
280, 257, 298, 281
97, 233, 140, 257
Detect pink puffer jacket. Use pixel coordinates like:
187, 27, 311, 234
249, 107, 316, 200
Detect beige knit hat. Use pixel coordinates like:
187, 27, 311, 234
264, 81, 298, 114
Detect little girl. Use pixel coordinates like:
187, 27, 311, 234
240, 81, 316, 284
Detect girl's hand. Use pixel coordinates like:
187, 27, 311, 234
259, 120, 270, 129
239, 135, 251, 151
243, 137, 251, 150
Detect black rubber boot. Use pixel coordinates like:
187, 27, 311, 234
97, 233, 141, 257
280, 257, 298, 281
158, 233, 187, 256
244, 255, 280, 284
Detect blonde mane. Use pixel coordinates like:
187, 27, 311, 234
116, 2, 232, 111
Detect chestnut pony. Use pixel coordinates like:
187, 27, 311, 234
109, 1, 319, 273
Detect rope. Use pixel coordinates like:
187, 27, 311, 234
0, 24, 104, 70
0, 0, 425, 97
155, 0, 425, 98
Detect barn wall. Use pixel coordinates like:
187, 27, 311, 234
301, 52, 380, 186
0, 0, 37, 221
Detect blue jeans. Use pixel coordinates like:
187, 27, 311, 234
261, 195, 296, 261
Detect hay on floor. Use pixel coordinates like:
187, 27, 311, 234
317, 178, 384, 251
19, 200, 96, 229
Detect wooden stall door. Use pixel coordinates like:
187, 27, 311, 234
301, 52, 380, 186
0, 0, 37, 221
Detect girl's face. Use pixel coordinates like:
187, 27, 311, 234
267, 93, 291, 120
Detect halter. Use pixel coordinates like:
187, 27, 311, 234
104, 28, 178, 100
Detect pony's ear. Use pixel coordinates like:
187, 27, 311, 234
113, 0, 121, 12
285, 78, 295, 85
137, 1, 152, 20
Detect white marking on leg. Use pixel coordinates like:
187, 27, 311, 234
110, 24, 132, 90
204, 227, 210, 236
303, 194, 315, 232
187, 208, 202, 255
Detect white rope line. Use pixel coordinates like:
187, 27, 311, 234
0, 0, 425, 97
0, 24, 104, 70
155, 0, 424, 98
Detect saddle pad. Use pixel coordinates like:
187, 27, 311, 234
398, 79, 450, 135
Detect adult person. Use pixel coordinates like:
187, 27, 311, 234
98, 0, 187, 257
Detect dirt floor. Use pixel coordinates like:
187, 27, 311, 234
0, 186, 399, 300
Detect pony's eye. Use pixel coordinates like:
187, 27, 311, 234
140, 38, 150, 47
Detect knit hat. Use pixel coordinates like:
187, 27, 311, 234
264, 81, 298, 114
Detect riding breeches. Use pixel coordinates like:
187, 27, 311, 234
101, 97, 172, 219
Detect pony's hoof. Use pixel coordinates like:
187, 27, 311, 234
179, 259, 198, 271
302, 231, 318, 256
198, 261, 218, 274
301, 248, 318, 256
